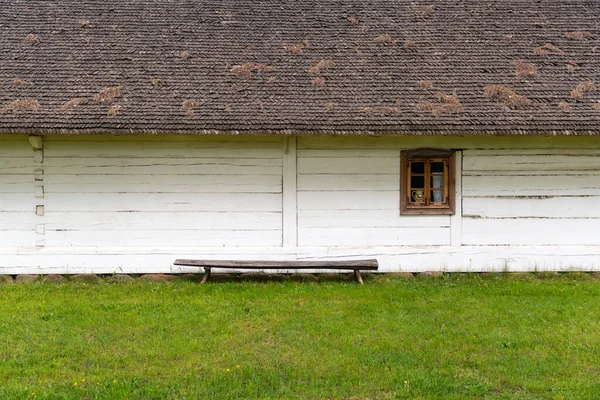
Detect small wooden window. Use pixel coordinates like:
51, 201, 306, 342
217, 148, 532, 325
401, 149, 455, 215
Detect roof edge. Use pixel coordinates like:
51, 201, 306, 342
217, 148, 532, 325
1, 128, 600, 136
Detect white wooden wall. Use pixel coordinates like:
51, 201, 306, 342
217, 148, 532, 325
296, 139, 451, 246
1, 135, 284, 250
462, 149, 600, 246
0, 136, 39, 247
1, 134, 600, 273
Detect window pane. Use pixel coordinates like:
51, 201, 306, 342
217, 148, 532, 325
411, 190, 425, 204
411, 175, 424, 189
431, 190, 445, 203
411, 161, 425, 174
431, 162, 445, 173
431, 175, 444, 189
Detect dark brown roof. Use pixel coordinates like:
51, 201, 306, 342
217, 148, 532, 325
1, 0, 599, 135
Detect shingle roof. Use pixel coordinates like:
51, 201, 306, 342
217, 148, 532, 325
0, 0, 599, 135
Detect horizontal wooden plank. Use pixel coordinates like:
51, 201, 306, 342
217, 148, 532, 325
298, 191, 399, 210
463, 197, 600, 218
298, 174, 399, 191
463, 174, 600, 196
47, 135, 282, 143
463, 219, 600, 245
298, 210, 450, 228
6, 135, 600, 149
464, 155, 600, 172
0, 141, 32, 158
44, 174, 282, 194
0, 212, 39, 230
0, 230, 36, 247
41, 157, 282, 175
298, 157, 398, 174
0, 175, 33, 193
296, 149, 400, 158
8, 134, 600, 149
1, 194, 37, 212
0, 174, 33, 183
0, 158, 35, 174
43, 212, 282, 231
174, 259, 379, 269
298, 227, 450, 246
43, 193, 282, 212
45, 230, 282, 247
0, 135, 26, 140
298, 136, 600, 149
463, 170, 600, 177
45, 142, 282, 158
463, 149, 600, 156
5, 245, 600, 274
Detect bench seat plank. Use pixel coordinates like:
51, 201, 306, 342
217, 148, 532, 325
174, 259, 379, 270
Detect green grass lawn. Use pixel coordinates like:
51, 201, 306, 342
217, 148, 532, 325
1, 274, 599, 399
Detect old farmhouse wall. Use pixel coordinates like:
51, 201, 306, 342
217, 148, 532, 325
1, 134, 600, 274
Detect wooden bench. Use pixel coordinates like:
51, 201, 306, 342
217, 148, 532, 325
173, 259, 379, 285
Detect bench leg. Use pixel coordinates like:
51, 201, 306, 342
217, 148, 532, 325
201, 267, 211, 284
353, 269, 364, 285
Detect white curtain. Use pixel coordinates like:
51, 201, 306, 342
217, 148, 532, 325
431, 176, 444, 202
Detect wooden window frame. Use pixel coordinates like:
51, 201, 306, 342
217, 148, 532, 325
400, 149, 456, 215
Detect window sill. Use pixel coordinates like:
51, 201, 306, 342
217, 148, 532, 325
401, 207, 455, 215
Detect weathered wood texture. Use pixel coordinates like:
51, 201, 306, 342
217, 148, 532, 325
450, 151, 463, 246
174, 259, 379, 269
462, 149, 600, 245
0, 137, 36, 247
175, 258, 378, 284
3, 134, 600, 272
2, 246, 600, 274
297, 139, 450, 246
24, 136, 285, 247
282, 137, 298, 247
